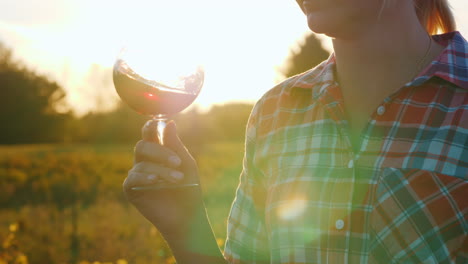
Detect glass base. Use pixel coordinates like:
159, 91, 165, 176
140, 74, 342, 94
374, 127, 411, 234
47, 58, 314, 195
131, 183, 199, 191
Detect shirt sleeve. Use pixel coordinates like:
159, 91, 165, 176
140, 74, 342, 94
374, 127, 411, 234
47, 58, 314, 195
223, 103, 270, 264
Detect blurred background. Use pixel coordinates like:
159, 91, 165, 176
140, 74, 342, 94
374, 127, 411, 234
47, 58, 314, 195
0, 0, 467, 263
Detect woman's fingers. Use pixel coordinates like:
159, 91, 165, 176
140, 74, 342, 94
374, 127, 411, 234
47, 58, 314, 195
123, 171, 160, 192
163, 121, 193, 166
131, 161, 184, 183
134, 140, 182, 167
132, 120, 197, 186
136, 120, 182, 167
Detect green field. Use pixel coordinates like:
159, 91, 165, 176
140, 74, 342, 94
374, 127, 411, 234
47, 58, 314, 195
0, 142, 244, 264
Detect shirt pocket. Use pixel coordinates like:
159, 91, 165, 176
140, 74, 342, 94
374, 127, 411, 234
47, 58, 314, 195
369, 168, 467, 263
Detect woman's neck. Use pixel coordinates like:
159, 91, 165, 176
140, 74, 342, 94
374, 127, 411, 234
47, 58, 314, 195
332, 4, 441, 94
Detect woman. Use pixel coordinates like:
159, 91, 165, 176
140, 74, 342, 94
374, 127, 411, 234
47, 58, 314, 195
124, 0, 468, 263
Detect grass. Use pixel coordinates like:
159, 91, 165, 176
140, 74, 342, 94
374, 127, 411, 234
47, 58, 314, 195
0, 141, 244, 264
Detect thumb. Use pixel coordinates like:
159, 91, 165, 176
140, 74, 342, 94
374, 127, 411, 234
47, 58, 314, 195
164, 121, 200, 185
163, 121, 194, 164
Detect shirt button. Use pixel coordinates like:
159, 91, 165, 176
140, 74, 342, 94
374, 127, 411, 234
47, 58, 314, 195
347, 159, 354, 169
377, 105, 386, 116
335, 219, 345, 230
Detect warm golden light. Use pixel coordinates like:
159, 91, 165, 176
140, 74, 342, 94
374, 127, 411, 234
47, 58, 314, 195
0, 0, 467, 115
277, 197, 307, 221
120, 40, 205, 90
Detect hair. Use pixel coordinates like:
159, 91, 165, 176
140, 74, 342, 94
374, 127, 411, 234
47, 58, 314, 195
414, 0, 456, 34
380, 0, 455, 35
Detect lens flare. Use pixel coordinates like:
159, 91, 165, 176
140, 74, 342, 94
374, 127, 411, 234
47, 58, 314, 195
277, 198, 307, 221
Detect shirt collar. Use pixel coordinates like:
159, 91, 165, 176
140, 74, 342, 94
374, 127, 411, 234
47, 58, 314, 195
289, 54, 338, 99
290, 31, 468, 97
411, 31, 468, 90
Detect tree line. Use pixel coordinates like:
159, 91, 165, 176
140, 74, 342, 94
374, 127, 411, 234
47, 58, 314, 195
0, 33, 329, 145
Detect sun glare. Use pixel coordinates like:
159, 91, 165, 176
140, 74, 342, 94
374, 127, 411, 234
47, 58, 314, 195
0, 0, 313, 114
277, 197, 307, 221
120, 39, 205, 85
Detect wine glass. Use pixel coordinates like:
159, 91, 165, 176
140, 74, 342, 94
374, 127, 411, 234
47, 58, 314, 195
112, 43, 204, 190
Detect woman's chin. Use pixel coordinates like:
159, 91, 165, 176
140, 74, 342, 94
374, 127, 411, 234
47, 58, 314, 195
306, 14, 366, 40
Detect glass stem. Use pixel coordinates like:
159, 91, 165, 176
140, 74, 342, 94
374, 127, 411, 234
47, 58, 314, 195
153, 115, 167, 145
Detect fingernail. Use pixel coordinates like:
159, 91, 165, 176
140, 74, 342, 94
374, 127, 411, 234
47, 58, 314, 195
145, 120, 156, 128
168, 156, 181, 166
147, 174, 157, 182
170, 171, 184, 181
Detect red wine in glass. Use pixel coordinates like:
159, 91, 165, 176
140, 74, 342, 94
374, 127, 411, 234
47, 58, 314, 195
113, 59, 201, 116
112, 51, 204, 190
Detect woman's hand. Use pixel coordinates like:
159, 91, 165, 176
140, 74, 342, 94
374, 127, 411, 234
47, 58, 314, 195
123, 120, 226, 263
123, 120, 204, 241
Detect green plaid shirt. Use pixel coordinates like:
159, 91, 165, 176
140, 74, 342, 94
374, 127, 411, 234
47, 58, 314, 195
224, 32, 468, 263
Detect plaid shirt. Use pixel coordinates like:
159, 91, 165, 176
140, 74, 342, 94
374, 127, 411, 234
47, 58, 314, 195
224, 31, 468, 263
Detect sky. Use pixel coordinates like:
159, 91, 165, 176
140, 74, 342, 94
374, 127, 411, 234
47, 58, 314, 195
0, 0, 467, 116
